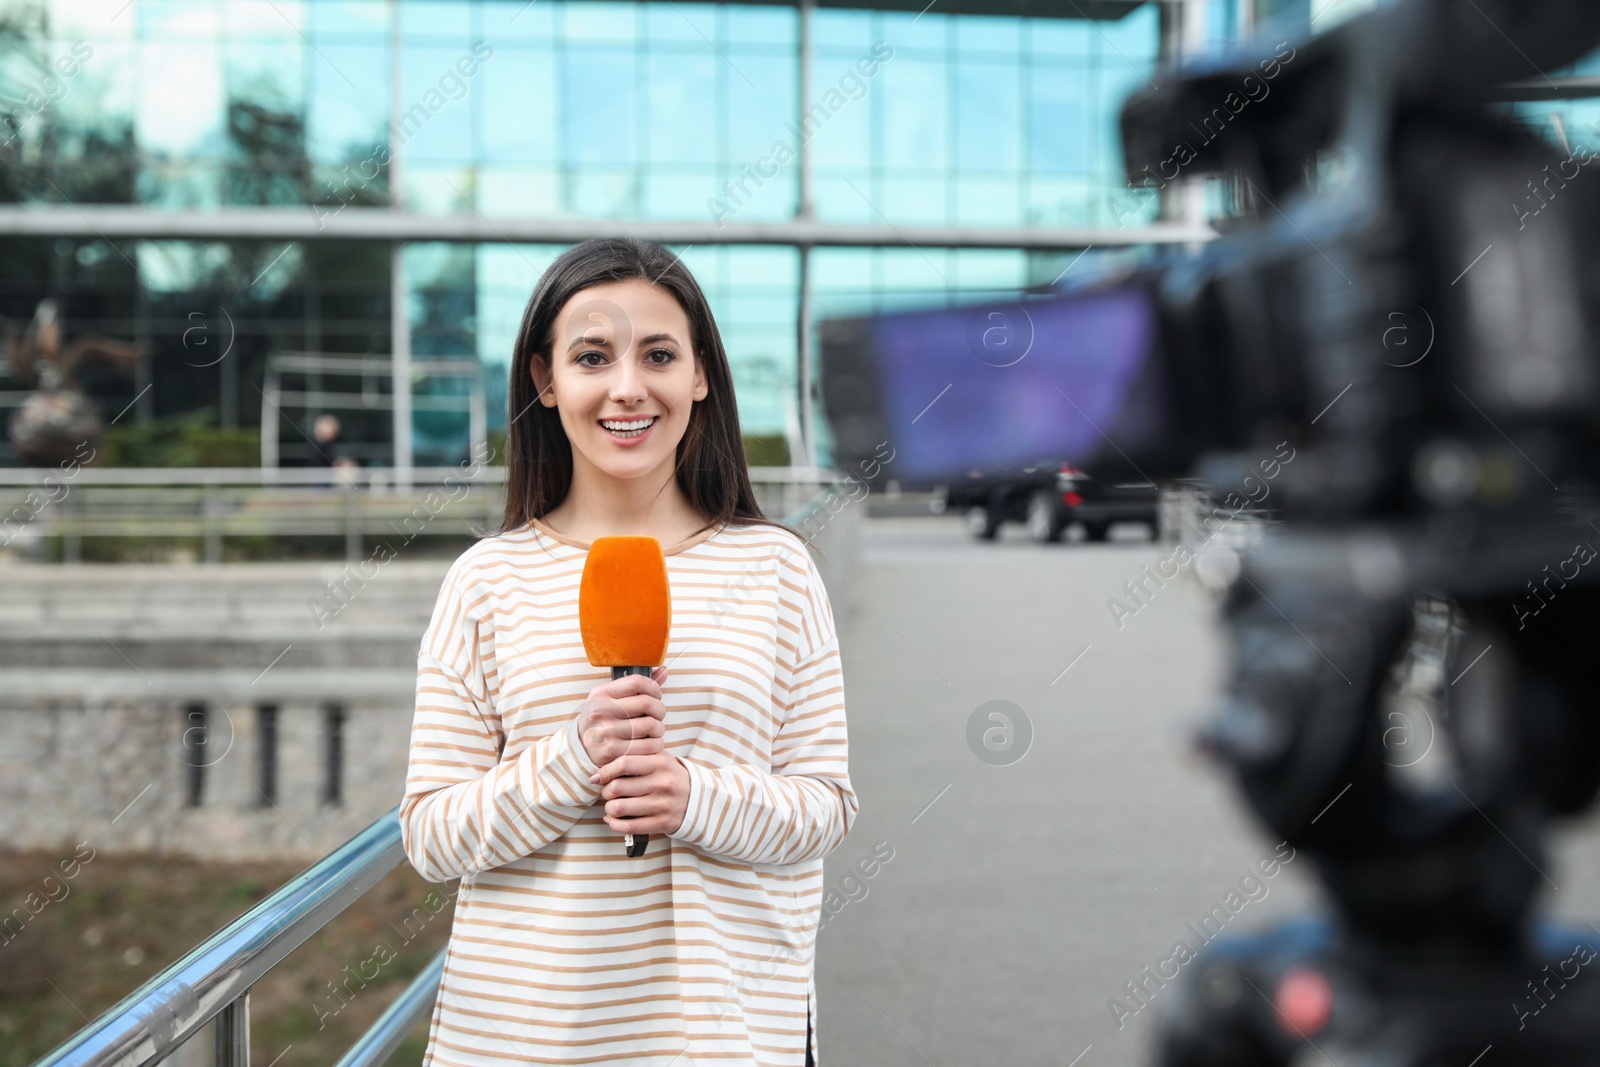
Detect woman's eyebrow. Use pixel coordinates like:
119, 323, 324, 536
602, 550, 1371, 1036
565, 332, 681, 352
566, 333, 608, 352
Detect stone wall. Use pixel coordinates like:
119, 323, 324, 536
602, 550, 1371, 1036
0, 560, 444, 862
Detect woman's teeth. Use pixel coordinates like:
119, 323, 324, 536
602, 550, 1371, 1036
600, 417, 657, 438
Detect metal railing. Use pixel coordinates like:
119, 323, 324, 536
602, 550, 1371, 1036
31, 812, 413, 1067
0, 465, 837, 563
29, 483, 862, 1067
258, 352, 488, 472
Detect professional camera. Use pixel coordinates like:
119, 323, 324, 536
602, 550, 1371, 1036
820, 0, 1600, 1061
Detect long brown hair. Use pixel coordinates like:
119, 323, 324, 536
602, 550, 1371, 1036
496, 237, 807, 548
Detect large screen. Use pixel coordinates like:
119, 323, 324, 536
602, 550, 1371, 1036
820, 283, 1173, 486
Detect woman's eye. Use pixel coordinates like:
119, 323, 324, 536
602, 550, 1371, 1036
647, 348, 676, 364
576, 351, 607, 367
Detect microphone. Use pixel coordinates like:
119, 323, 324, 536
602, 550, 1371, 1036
578, 535, 672, 858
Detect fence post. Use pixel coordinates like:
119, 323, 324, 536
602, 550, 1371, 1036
203, 486, 222, 564
213, 993, 250, 1066
63, 488, 80, 564
345, 486, 361, 562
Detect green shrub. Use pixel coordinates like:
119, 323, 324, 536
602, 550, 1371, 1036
741, 434, 789, 467
99, 408, 260, 467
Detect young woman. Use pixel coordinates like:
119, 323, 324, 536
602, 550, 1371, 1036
400, 238, 857, 1067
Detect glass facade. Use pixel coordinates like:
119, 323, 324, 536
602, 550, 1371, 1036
0, 0, 1191, 467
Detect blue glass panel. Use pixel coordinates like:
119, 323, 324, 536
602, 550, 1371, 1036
397, 44, 479, 163
562, 0, 638, 43
955, 57, 1020, 173
814, 171, 875, 224
568, 167, 636, 215
1028, 16, 1094, 59
644, 49, 718, 166
137, 160, 223, 207
1098, 64, 1147, 177
478, 164, 561, 215
138, 0, 220, 41
644, 168, 729, 220
879, 246, 954, 294
1025, 174, 1096, 226
957, 14, 1021, 55
480, 45, 556, 162
308, 41, 390, 162
954, 175, 1021, 226
476, 243, 566, 403
223, 0, 304, 39
48, 0, 134, 40
225, 41, 305, 111
399, 0, 468, 42
1027, 61, 1091, 174
1205, 0, 1239, 48
727, 50, 797, 160
811, 8, 874, 51
721, 291, 793, 327
951, 248, 1026, 292
477, 0, 554, 40
137, 240, 233, 292
809, 247, 877, 316
137, 39, 223, 157
1098, 2, 1160, 61
57, 38, 134, 131
727, 245, 797, 287
726, 6, 794, 48
708, 162, 795, 223
642, 1, 714, 44
308, 0, 389, 37
808, 48, 874, 168
562, 45, 636, 167
882, 55, 947, 170
879, 174, 945, 225
877, 10, 945, 55
403, 165, 474, 212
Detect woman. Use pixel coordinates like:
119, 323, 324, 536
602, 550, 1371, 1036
400, 237, 857, 1066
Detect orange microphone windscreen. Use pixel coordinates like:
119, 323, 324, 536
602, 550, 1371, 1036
578, 536, 672, 667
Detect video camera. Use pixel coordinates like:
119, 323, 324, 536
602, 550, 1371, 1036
821, 0, 1600, 1061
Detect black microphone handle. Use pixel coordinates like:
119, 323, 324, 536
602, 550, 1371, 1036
612, 665, 653, 857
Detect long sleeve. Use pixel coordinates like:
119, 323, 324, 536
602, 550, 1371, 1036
399, 558, 603, 883
668, 544, 858, 865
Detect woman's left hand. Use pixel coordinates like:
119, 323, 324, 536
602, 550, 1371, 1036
589, 754, 690, 836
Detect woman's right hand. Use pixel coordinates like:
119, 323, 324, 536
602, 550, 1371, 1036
576, 666, 669, 768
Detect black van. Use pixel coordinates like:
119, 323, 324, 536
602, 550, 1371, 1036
942, 463, 1160, 543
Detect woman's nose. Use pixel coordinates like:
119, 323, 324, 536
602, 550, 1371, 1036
609, 353, 648, 404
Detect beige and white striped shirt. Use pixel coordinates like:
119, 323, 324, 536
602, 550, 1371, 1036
400, 516, 857, 1066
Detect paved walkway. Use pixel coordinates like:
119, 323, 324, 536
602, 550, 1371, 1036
816, 516, 1600, 1067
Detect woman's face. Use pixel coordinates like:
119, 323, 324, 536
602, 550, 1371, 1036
533, 278, 708, 483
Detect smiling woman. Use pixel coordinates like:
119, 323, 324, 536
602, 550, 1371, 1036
398, 238, 858, 1067
528, 276, 711, 540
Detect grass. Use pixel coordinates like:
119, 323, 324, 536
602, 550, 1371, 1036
0, 846, 455, 1067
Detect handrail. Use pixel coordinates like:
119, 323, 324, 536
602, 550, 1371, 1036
32, 811, 408, 1067
330, 951, 447, 1067
30, 483, 860, 1067
0, 465, 839, 486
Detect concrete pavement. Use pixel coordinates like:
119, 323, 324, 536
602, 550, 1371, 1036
815, 516, 1600, 1067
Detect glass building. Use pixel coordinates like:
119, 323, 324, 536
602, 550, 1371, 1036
0, 0, 1332, 472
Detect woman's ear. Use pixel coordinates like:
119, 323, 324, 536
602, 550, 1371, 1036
692, 355, 708, 402
530, 356, 558, 407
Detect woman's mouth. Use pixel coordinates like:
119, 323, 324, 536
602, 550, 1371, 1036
598, 415, 658, 444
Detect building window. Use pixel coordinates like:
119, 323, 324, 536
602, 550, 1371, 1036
323, 704, 345, 807
257, 705, 279, 806
182, 703, 207, 807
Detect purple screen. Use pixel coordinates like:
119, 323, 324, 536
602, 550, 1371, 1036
872, 285, 1168, 482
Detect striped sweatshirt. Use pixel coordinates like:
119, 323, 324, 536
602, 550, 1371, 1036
400, 515, 858, 1066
